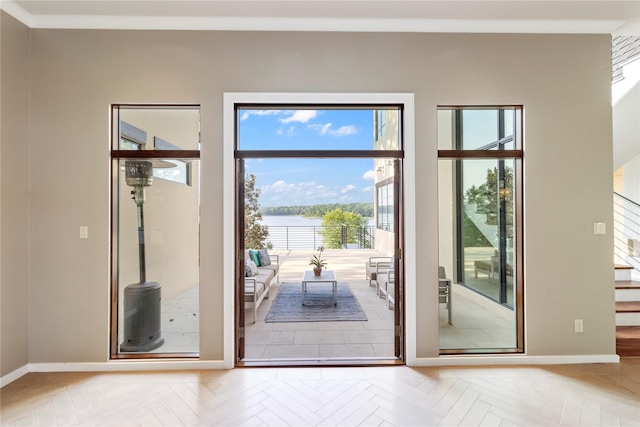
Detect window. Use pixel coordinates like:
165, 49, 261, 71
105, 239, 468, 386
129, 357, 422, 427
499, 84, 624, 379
110, 105, 201, 359
153, 137, 193, 186
376, 180, 394, 231
437, 106, 523, 354
375, 109, 386, 141
120, 121, 145, 150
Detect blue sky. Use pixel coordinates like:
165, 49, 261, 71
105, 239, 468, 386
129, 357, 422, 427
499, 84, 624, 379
238, 109, 378, 207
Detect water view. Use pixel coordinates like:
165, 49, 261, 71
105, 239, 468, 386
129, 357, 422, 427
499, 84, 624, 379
262, 215, 374, 227
261, 215, 375, 249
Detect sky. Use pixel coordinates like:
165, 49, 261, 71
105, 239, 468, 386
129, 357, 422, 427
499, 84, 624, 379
237, 107, 515, 207
238, 109, 380, 207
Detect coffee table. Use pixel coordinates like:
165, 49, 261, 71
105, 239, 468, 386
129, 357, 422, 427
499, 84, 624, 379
301, 270, 337, 305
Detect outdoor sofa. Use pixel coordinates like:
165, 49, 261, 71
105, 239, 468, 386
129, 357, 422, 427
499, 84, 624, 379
244, 249, 279, 323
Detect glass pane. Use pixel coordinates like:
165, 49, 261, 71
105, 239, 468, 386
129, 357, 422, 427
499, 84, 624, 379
438, 158, 518, 351
503, 109, 515, 150
462, 110, 498, 150
118, 108, 200, 150
237, 108, 400, 151
117, 158, 200, 354
461, 159, 516, 304
440, 105, 522, 353
437, 107, 519, 151
114, 106, 200, 356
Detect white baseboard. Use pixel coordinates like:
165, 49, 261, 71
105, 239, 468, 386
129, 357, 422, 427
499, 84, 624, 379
0, 364, 29, 388
29, 360, 226, 372
412, 354, 620, 367
4, 355, 621, 388
1, 360, 226, 387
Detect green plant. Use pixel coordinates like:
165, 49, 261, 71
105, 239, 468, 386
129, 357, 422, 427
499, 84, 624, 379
319, 208, 367, 249
309, 246, 327, 269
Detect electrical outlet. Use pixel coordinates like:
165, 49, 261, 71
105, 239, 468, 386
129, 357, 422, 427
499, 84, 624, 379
574, 319, 583, 333
79, 226, 88, 239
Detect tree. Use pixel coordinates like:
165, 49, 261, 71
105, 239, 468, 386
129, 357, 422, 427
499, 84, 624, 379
244, 173, 269, 249
480, 166, 513, 229
320, 208, 368, 249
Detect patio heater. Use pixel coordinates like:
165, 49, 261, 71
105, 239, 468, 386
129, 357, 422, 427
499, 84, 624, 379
120, 160, 165, 352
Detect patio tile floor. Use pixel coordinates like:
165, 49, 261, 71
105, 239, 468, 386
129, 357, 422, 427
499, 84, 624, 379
151, 248, 516, 357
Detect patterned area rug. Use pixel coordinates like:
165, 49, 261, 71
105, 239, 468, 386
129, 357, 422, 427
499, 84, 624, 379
265, 282, 368, 322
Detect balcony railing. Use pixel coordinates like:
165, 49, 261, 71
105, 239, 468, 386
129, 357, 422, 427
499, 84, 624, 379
266, 225, 376, 250
614, 192, 640, 273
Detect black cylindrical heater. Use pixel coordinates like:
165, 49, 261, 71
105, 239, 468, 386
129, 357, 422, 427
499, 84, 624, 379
120, 160, 164, 352
120, 281, 164, 352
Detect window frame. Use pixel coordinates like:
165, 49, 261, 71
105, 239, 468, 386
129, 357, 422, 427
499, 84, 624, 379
110, 104, 201, 360
437, 105, 524, 354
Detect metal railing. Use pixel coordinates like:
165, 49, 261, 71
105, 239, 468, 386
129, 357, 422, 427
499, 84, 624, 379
613, 192, 640, 272
266, 225, 375, 250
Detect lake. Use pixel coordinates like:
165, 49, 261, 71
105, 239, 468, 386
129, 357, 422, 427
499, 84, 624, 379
260, 215, 375, 249
262, 215, 374, 227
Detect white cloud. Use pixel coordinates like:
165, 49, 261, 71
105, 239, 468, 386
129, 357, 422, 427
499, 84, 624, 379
342, 184, 356, 194
329, 125, 357, 136
277, 126, 295, 137
261, 180, 345, 206
266, 180, 295, 192
362, 186, 373, 192
362, 170, 375, 181
280, 110, 317, 124
260, 180, 373, 206
309, 123, 332, 134
309, 122, 358, 137
240, 110, 282, 121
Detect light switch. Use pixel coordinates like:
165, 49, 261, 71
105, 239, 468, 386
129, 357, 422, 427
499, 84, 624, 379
79, 226, 88, 239
593, 222, 606, 235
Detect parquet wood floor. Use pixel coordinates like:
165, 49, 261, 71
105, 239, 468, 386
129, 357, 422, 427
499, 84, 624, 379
2, 359, 639, 426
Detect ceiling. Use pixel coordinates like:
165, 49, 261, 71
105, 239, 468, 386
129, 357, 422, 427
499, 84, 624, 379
2, 0, 639, 34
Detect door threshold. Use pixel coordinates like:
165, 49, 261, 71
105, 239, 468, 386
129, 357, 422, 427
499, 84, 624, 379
237, 357, 404, 368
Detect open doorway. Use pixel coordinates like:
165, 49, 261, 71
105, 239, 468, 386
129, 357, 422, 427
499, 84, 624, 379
234, 105, 405, 365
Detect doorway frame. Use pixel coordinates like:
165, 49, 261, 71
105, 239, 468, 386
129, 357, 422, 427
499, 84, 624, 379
222, 93, 416, 368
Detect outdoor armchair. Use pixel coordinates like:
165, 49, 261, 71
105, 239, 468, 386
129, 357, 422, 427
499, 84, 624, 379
365, 256, 393, 289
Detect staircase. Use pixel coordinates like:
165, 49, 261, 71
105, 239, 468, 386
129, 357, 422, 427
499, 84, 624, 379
613, 193, 640, 356
615, 266, 640, 356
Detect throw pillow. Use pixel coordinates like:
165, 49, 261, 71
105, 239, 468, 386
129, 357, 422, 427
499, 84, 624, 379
249, 250, 261, 267
245, 260, 259, 277
258, 249, 271, 266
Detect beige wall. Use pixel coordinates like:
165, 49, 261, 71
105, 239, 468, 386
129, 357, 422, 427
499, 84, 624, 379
1, 12, 31, 377
2, 26, 615, 366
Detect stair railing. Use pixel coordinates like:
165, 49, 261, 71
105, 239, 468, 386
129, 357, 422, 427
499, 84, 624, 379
613, 192, 640, 272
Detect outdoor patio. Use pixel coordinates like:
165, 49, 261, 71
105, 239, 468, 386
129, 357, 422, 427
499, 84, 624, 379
152, 249, 516, 357
245, 249, 396, 360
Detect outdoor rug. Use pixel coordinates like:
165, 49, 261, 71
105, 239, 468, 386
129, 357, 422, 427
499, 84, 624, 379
265, 282, 368, 323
